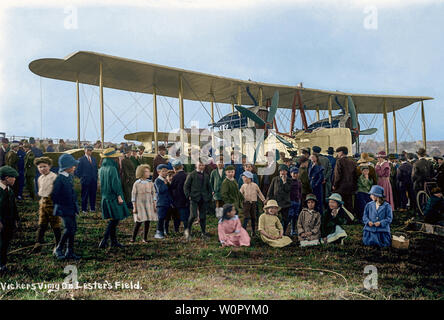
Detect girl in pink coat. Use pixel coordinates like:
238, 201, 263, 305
375, 151, 394, 210
218, 204, 251, 247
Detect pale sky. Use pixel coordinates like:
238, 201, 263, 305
0, 0, 443, 143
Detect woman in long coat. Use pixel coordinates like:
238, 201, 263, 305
375, 151, 394, 210
98, 148, 130, 249
308, 154, 324, 213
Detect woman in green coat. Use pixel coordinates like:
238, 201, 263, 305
210, 159, 225, 218
98, 148, 130, 249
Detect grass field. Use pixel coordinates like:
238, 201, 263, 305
1, 182, 443, 300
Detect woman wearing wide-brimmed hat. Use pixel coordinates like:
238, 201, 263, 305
320, 193, 353, 245
375, 151, 394, 210
362, 185, 393, 247
98, 148, 130, 249
258, 200, 292, 248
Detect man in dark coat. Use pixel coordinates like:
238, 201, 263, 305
29, 137, 43, 195
75, 145, 98, 213
397, 155, 416, 211
436, 156, 444, 192
119, 147, 136, 210
5, 142, 20, 198
170, 160, 189, 231
23, 144, 36, 200
0, 166, 20, 272
0, 138, 9, 167
412, 148, 434, 194
332, 146, 357, 213
153, 145, 169, 180
183, 159, 212, 239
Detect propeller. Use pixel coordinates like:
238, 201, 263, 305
347, 96, 377, 138
235, 90, 294, 163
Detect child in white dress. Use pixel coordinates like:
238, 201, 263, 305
131, 165, 157, 242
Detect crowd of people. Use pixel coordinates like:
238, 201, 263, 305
1, 136, 444, 273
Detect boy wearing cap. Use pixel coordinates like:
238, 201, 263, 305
289, 167, 302, 236
237, 163, 259, 189
210, 157, 226, 218
183, 160, 212, 239
267, 164, 292, 235
240, 170, 265, 235
221, 165, 244, 220
0, 166, 20, 272
31, 157, 61, 254
23, 143, 37, 200
52, 154, 81, 260
154, 164, 173, 239
75, 145, 98, 214
297, 194, 321, 247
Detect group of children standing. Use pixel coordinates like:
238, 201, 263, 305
0, 145, 395, 272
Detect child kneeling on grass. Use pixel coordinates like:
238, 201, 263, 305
297, 194, 321, 247
258, 200, 292, 248
217, 204, 250, 247
362, 185, 393, 247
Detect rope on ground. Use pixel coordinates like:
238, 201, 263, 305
172, 263, 374, 300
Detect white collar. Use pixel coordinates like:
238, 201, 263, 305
0, 181, 6, 190
60, 171, 69, 177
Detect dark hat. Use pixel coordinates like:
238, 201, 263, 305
301, 147, 310, 155
312, 146, 321, 153
0, 166, 19, 178
29, 137, 35, 144
336, 146, 348, 154
34, 156, 53, 166
158, 144, 167, 151
225, 165, 235, 171
278, 164, 289, 172
327, 147, 334, 155
58, 154, 79, 172
84, 145, 94, 151
417, 148, 427, 157
388, 153, 398, 160
1, 137, 9, 144
399, 154, 407, 161
290, 167, 299, 174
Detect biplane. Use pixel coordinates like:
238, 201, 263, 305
29, 51, 433, 164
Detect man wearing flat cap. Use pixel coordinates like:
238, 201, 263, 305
0, 166, 20, 272
332, 146, 357, 214
153, 144, 169, 180
75, 145, 98, 214
5, 142, 20, 198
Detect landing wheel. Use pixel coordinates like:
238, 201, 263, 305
416, 191, 429, 216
